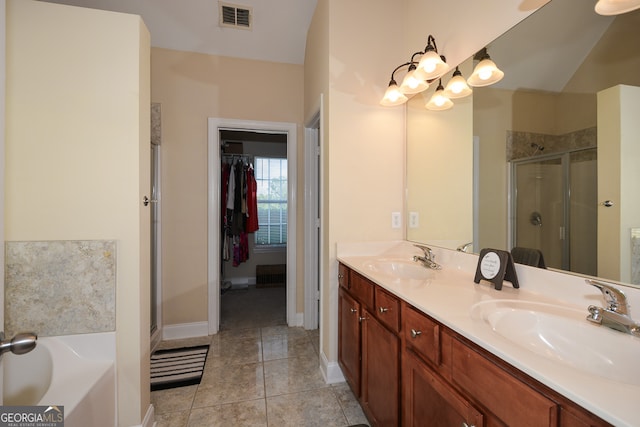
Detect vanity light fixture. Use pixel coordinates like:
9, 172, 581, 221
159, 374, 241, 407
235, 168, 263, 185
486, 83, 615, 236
399, 53, 430, 95
595, 0, 640, 15
380, 62, 410, 106
443, 66, 472, 99
414, 35, 449, 81
426, 79, 454, 111
467, 47, 504, 87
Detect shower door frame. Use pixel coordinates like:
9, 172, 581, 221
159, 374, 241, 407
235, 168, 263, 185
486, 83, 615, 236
510, 147, 596, 272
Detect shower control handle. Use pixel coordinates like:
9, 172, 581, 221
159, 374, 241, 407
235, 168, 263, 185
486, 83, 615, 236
0, 331, 38, 357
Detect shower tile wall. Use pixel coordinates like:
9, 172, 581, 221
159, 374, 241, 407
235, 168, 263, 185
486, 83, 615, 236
507, 127, 596, 161
5, 240, 116, 337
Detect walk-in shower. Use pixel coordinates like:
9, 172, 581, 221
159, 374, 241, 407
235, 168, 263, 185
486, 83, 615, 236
511, 148, 597, 276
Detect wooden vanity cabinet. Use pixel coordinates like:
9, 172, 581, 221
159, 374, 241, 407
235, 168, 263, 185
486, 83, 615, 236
361, 305, 400, 426
403, 348, 484, 427
339, 264, 611, 427
338, 286, 362, 396
338, 264, 400, 426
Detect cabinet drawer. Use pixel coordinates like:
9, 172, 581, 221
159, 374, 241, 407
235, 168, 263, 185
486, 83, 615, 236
375, 287, 401, 333
451, 338, 558, 427
338, 263, 349, 290
403, 303, 440, 366
350, 272, 375, 311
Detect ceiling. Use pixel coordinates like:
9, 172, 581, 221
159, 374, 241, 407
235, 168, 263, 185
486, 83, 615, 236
39, 0, 318, 65
38, 0, 625, 93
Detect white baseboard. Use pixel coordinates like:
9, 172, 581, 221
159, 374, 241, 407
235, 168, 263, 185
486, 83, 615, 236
162, 321, 209, 341
290, 312, 304, 327
319, 349, 345, 384
129, 404, 154, 427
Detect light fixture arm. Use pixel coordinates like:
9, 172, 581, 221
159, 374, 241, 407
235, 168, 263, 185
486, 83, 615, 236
473, 47, 490, 61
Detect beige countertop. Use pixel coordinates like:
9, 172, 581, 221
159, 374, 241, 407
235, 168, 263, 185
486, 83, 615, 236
337, 240, 640, 427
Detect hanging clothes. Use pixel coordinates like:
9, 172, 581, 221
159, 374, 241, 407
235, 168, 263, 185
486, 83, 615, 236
246, 164, 259, 233
221, 155, 259, 266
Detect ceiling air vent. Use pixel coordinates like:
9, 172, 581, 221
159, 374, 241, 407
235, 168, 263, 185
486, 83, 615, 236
220, 3, 252, 30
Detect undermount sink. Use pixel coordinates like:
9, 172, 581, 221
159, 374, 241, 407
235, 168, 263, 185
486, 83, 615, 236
364, 258, 432, 280
470, 299, 640, 385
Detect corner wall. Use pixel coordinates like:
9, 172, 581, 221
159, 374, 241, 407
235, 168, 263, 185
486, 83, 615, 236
5, 1, 150, 424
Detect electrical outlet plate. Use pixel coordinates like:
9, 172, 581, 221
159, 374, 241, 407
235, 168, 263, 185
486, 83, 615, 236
391, 212, 401, 229
409, 212, 419, 228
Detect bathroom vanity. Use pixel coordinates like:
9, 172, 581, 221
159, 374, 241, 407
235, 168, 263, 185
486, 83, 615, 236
337, 241, 639, 427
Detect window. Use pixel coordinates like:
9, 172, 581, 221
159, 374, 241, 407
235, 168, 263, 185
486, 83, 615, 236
255, 157, 287, 247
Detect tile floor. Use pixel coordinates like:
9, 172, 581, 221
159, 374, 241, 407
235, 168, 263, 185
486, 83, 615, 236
151, 286, 370, 427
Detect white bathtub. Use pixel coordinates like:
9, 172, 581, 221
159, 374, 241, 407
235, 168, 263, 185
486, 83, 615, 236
3, 332, 116, 427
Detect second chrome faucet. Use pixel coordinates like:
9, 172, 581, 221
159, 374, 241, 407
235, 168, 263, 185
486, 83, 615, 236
586, 279, 640, 337
413, 244, 442, 270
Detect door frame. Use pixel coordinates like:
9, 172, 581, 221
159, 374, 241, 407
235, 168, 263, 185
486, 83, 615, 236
207, 118, 298, 334
303, 96, 323, 330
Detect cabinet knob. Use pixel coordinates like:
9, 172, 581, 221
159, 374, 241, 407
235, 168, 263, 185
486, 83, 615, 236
338, 273, 344, 279
462, 423, 475, 427
378, 307, 389, 314
350, 308, 357, 314
411, 329, 422, 338
359, 316, 368, 323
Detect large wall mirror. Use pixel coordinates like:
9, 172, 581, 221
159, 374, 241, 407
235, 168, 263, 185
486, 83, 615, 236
406, 0, 640, 287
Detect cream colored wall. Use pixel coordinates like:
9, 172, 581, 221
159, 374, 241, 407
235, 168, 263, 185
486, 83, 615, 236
5, 1, 150, 424
304, 0, 407, 366
150, 48, 304, 326
405, 59, 474, 248
598, 85, 640, 282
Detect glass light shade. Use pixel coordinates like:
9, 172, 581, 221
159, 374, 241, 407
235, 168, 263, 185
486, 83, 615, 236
595, 0, 640, 15
426, 87, 453, 111
399, 69, 429, 94
380, 81, 408, 106
443, 74, 472, 99
467, 59, 504, 87
415, 50, 448, 80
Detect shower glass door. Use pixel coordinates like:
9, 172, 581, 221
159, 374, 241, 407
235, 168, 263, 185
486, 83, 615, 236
511, 149, 597, 275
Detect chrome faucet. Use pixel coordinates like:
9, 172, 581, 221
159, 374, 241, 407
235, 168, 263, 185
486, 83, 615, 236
0, 331, 38, 358
585, 279, 640, 337
456, 242, 473, 253
413, 244, 442, 270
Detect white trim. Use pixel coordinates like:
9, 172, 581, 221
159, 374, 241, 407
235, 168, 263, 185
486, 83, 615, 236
129, 404, 155, 427
150, 143, 163, 352
319, 349, 345, 384
303, 95, 323, 330
473, 135, 480, 253
162, 321, 209, 341
208, 118, 298, 335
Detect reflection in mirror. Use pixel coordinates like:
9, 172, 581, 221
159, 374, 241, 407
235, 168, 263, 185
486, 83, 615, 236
406, 0, 640, 286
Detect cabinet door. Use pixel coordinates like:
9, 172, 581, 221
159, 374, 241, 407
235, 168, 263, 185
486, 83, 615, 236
452, 337, 559, 427
338, 287, 361, 396
362, 311, 400, 427
403, 349, 484, 427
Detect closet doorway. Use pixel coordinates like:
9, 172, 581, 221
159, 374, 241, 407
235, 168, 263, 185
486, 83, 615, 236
207, 118, 298, 334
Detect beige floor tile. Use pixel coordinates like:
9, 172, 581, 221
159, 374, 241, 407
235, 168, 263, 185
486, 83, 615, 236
188, 399, 267, 427
213, 327, 261, 343
151, 385, 198, 415
332, 383, 370, 426
262, 333, 317, 361
261, 325, 308, 338
264, 355, 328, 396
194, 362, 265, 407
154, 410, 189, 427
266, 388, 348, 427
205, 336, 262, 369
